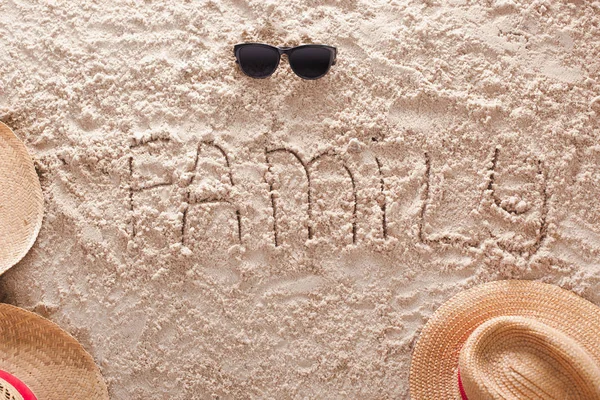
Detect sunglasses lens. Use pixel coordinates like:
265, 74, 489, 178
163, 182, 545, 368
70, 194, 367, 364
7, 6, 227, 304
289, 47, 333, 79
237, 45, 280, 78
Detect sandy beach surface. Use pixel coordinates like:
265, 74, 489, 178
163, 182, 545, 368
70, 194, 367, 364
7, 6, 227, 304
1, 0, 600, 398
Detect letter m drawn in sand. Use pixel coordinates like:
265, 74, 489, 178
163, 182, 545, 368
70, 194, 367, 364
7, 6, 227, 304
265, 147, 358, 247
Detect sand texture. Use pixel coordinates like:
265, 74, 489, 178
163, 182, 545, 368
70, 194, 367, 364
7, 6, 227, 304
1, 0, 600, 398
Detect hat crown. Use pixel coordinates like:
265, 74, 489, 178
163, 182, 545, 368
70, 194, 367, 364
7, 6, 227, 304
0, 378, 24, 400
459, 316, 600, 400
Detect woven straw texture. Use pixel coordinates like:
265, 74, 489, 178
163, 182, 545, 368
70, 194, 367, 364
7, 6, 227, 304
0, 304, 109, 399
0, 378, 24, 400
0, 122, 43, 274
460, 316, 600, 399
409, 280, 600, 400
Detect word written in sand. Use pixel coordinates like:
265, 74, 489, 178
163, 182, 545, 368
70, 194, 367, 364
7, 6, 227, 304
128, 138, 549, 256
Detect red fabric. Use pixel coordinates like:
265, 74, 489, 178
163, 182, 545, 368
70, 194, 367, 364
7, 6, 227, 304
0, 370, 38, 400
458, 369, 469, 400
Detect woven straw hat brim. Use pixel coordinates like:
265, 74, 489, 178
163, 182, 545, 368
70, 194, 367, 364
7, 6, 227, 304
409, 280, 600, 399
0, 122, 44, 274
0, 304, 109, 399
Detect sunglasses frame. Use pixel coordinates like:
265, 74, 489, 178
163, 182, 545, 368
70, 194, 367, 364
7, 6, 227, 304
234, 43, 337, 80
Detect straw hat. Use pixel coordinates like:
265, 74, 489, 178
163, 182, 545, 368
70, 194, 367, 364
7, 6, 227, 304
0, 122, 44, 274
0, 303, 109, 399
409, 280, 600, 400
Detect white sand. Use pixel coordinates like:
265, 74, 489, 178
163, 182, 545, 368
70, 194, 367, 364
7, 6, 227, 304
1, 0, 600, 398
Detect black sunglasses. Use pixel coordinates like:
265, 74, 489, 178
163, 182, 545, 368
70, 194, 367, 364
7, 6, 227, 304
234, 43, 337, 80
